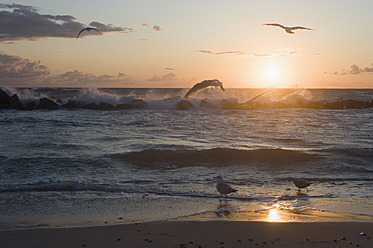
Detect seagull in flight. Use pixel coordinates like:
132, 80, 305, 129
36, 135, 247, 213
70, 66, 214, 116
76, 27, 103, 39
184, 79, 225, 99
263, 23, 313, 34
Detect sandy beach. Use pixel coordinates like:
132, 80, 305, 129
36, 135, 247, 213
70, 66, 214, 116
0, 220, 372, 248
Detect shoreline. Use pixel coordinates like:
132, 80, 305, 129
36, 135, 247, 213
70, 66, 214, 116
1, 220, 372, 248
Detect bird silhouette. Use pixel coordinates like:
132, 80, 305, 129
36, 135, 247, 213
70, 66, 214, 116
292, 178, 312, 192
76, 27, 103, 39
215, 175, 237, 200
263, 23, 313, 34
184, 79, 225, 99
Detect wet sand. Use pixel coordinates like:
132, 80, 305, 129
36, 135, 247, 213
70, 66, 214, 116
1, 220, 372, 248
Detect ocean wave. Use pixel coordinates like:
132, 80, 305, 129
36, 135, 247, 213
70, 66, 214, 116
1, 88, 372, 111
111, 148, 321, 167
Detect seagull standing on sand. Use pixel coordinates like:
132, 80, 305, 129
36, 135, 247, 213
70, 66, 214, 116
76, 27, 103, 39
263, 23, 313, 34
292, 178, 312, 192
184, 79, 225, 99
215, 175, 238, 200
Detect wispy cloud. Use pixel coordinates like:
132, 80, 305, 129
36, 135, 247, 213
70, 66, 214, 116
164, 67, 175, 71
0, 4, 132, 42
149, 73, 177, 82
195, 48, 325, 58
142, 23, 164, 32
325, 64, 373, 75
0, 53, 133, 87
152, 25, 163, 31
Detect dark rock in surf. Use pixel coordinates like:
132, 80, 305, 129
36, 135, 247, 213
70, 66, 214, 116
0, 89, 10, 105
176, 100, 194, 110
200, 99, 213, 108
115, 103, 132, 110
98, 101, 115, 110
274, 102, 289, 109
61, 99, 79, 109
305, 101, 324, 109
37, 97, 59, 110
56, 98, 63, 104
80, 102, 99, 110
8, 94, 23, 109
115, 99, 147, 110
324, 101, 344, 109
342, 100, 365, 109
23, 101, 37, 110
130, 99, 147, 109
221, 99, 237, 109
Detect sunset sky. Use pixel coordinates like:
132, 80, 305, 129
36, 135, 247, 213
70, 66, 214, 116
1, 0, 372, 88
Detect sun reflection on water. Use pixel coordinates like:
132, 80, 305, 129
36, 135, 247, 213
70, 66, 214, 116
268, 208, 281, 222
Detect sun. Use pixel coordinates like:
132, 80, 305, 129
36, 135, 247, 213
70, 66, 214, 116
264, 66, 280, 82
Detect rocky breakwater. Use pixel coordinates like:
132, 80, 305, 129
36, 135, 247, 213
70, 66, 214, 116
0, 89, 147, 111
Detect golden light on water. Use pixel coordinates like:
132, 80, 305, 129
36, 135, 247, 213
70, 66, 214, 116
268, 208, 281, 222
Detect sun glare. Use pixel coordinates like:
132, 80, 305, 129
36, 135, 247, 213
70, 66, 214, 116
265, 66, 279, 82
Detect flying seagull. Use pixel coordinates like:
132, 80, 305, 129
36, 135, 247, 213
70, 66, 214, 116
215, 175, 238, 200
184, 79, 225, 99
263, 23, 313, 34
292, 178, 312, 192
76, 27, 103, 39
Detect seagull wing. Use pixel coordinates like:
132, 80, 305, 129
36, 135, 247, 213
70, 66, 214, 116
290, 26, 313, 31
184, 82, 207, 98
263, 23, 287, 29
76, 28, 88, 39
92, 28, 103, 36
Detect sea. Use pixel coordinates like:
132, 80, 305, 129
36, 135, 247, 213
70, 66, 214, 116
0, 87, 372, 229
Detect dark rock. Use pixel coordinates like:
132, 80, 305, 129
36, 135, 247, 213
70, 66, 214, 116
221, 99, 237, 109
98, 101, 115, 110
56, 98, 63, 104
342, 100, 365, 109
80, 102, 99, 110
200, 99, 213, 108
130, 99, 147, 109
61, 99, 79, 108
305, 101, 324, 109
23, 101, 37, 110
274, 102, 289, 109
251, 101, 268, 109
325, 101, 344, 109
115, 103, 132, 110
115, 99, 147, 110
0, 89, 10, 105
8, 94, 23, 109
37, 97, 59, 110
176, 100, 194, 110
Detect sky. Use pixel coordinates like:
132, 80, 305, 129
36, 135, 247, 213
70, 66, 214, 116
0, 0, 372, 88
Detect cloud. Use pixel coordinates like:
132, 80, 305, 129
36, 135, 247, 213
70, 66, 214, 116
0, 53, 133, 87
142, 23, 164, 32
148, 73, 177, 82
153, 25, 163, 31
164, 67, 175, 71
326, 63, 373, 75
196, 50, 246, 56
0, 4, 132, 41
195, 48, 325, 58
53, 70, 133, 86
0, 53, 50, 79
